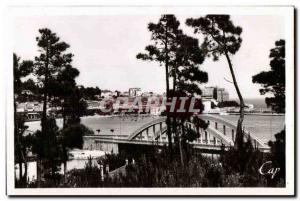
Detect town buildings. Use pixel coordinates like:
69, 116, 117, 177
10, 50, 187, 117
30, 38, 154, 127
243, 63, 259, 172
16, 101, 43, 113
214, 88, 229, 102
202, 86, 229, 102
202, 86, 215, 99
16, 85, 258, 119
201, 86, 230, 113
128, 87, 142, 97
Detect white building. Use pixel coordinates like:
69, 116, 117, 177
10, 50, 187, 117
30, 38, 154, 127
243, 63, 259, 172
202, 87, 215, 99
202, 99, 220, 113
16, 102, 43, 112
129, 88, 142, 97
202, 100, 212, 113
16, 103, 26, 112
214, 88, 229, 102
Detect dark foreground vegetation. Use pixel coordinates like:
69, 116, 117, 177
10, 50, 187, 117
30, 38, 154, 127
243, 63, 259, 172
17, 128, 285, 188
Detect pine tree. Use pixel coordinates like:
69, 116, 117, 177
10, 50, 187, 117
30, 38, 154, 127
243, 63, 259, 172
13, 53, 33, 185
34, 28, 72, 185
252, 39, 285, 113
172, 33, 208, 95
186, 15, 245, 150
136, 15, 183, 159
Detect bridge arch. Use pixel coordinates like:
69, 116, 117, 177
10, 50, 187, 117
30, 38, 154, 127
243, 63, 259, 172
126, 116, 235, 147
126, 114, 269, 152
127, 117, 167, 141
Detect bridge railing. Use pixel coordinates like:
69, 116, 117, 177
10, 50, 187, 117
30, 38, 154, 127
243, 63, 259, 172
185, 122, 233, 147
85, 134, 128, 139
198, 114, 269, 151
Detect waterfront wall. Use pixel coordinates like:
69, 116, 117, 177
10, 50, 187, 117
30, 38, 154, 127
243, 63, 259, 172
83, 136, 119, 154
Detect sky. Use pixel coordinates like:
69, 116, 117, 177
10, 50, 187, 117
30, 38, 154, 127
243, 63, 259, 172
13, 14, 284, 99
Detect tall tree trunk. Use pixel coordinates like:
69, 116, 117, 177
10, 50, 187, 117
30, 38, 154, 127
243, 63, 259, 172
38, 42, 50, 187
63, 160, 67, 183
42, 75, 48, 127
37, 158, 42, 186
19, 150, 28, 184
224, 51, 245, 150
18, 160, 22, 183
19, 135, 28, 184
165, 24, 173, 159
63, 146, 67, 183
165, 66, 173, 159
172, 65, 177, 90
14, 97, 27, 185
42, 43, 50, 129
179, 118, 185, 167
172, 65, 181, 153
171, 65, 178, 150
24, 162, 28, 184
62, 101, 66, 129
14, 102, 22, 183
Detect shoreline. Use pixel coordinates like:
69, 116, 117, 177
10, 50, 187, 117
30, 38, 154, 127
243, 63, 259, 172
24, 112, 285, 123
219, 112, 284, 116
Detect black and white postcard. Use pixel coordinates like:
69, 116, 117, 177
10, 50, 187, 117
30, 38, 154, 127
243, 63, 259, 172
5, 5, 295, 196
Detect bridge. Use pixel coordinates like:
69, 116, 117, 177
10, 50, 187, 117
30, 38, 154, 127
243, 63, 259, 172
83, 114, 270, 154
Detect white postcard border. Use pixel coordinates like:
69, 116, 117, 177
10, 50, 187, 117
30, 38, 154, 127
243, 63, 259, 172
5, 5, 295, 196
